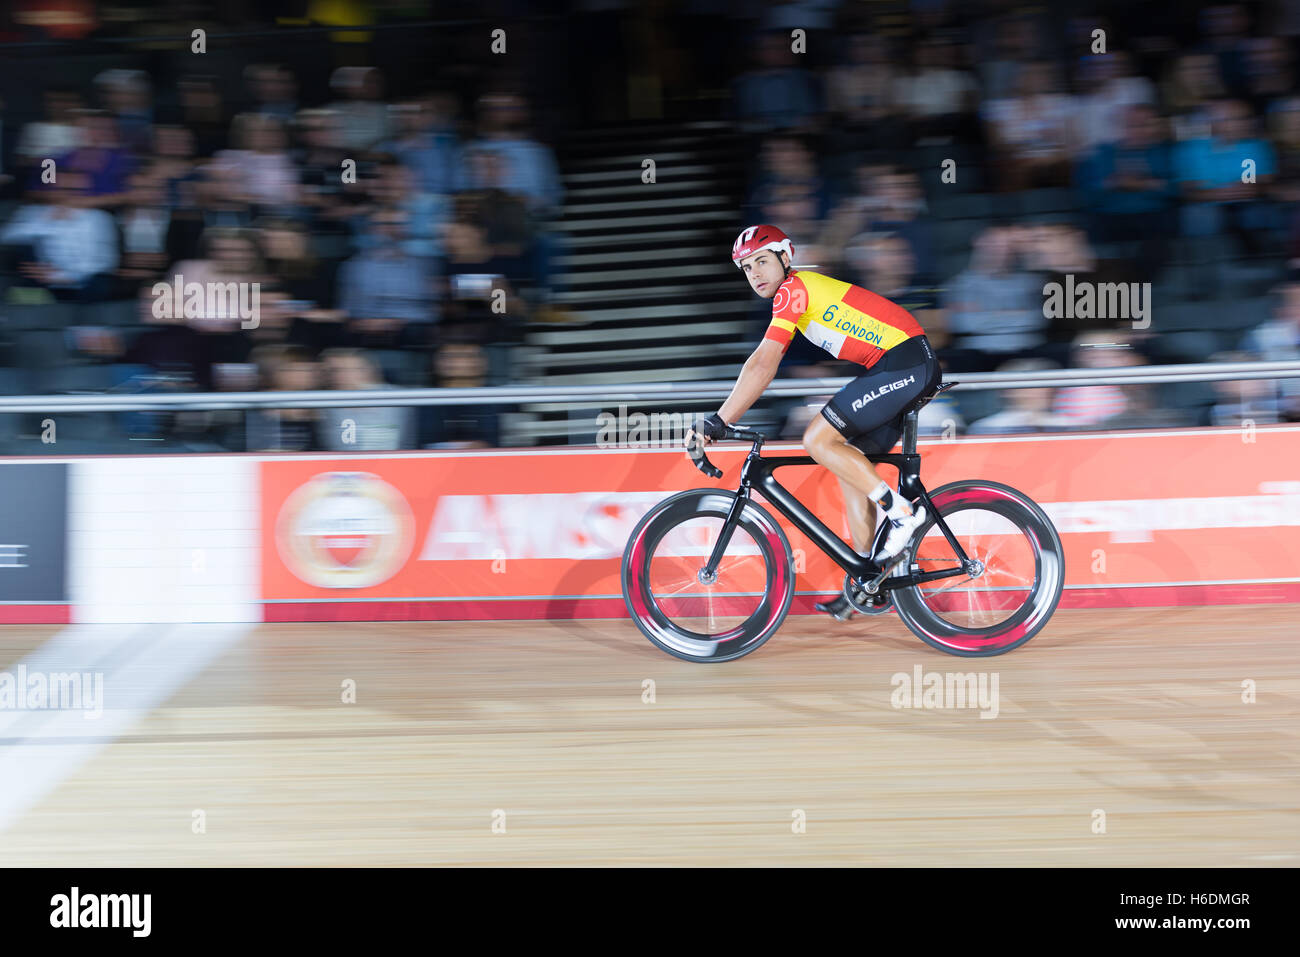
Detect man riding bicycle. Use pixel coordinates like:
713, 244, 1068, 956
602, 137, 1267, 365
688, 224, 941, 621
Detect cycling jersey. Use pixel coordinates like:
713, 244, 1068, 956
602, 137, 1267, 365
763, 269, 925, 368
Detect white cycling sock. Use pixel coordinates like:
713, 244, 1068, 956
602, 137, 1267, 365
867, 481, 914, 523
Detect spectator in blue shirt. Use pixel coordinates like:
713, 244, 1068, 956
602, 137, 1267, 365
1080, 103, 1177, 274
337, 207, 437, 351
1174, 98, 1280, 254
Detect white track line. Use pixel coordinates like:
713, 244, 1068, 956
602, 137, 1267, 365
0, 622, 251, 835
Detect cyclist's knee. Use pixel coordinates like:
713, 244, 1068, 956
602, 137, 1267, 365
803, 416, 843, 455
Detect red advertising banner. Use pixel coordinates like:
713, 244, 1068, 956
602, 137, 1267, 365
260, 427, 1300, 620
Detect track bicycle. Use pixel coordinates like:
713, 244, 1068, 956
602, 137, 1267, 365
621, 382, 1065, 662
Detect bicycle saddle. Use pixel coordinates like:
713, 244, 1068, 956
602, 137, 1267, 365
909, 380, 958, 414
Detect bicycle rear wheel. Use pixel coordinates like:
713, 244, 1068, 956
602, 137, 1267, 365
891, 480, 1064, 656
622, 490, 795, 662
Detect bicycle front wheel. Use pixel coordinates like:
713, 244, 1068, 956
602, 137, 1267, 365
891, 480, 1064, 657
621, 490, 795, 662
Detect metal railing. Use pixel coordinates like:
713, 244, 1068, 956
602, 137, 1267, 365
2, 359, 1298, 413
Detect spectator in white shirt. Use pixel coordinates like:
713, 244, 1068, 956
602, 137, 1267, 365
983, 60, 1076, 190
0, 173, 118, 301
1073, 52, 1158, 155
212, 113, 299, 213
968, 358, 1074, 434
892, 37, 978, 144
13, 89, 82, 191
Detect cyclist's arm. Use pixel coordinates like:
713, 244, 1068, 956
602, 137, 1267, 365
717, 338, 785, 426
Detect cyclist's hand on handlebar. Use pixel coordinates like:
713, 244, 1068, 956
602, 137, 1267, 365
693, 412, 728, 446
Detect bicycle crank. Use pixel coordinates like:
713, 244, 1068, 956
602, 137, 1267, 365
843, 574, 893, 615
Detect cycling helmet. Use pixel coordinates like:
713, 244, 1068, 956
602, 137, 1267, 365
731, 224, 795, 269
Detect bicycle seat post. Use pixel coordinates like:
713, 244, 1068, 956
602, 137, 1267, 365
900, 409, 919, 456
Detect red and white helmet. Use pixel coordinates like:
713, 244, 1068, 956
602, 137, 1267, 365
731, 224, 795, 268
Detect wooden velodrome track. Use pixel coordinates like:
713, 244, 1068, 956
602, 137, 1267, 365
0, 604, 1296, 867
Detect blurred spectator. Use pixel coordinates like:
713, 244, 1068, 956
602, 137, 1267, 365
763, 184, 830, 273
177, 75, 227, 159
95, 69, 153, 156
844, 231, 947, 348
1073, 52, 1158, 155
1175, 98, 1279, 254
1, 173, 118, 301
917, 386, 965, 437
140, 124, 200, 214
292, 108, 355, 234
336, 207, 436, 350
466, 92, 562, 304
1208, 350, 1287, 424
440, 213, 524, 345
1026, 222, 1136, 356
457, 148, 533, 280
386, 92, 466, 197
827, 164, 936, 283
1239, 279, 1300, 418
1242, 37, 1295, 113
196, 156, 255, 231
364, 156, 444, 260
244, 344, 321, 451
116, 171, 171, 283
467, 92, 562, 219
1051, 331, 1142, 426
1162, 52, 1226, 140
1079, 104, 1177, 259
329, 67, 392, 153
745, 135, 830, 222
169, 227, 266, 334
941, 226, 1046, 372
116, 285, 210, 391
62, 110, 135, 208
731, 31, 822, 135
317, 348, 415, 450
259, 217, 337, 309
420, 336, 504, 448
893, 36, 978, 145
14, 88, 82, 188
1202, 3, 1253, 97
825, 33, 905, 153
983, 60, 1074, 191
212, 114, 299, 215
968, 358, 1073, 434
975, 13, 1039, 101
1267, 97, 1300, 203
246, 64, 299, 123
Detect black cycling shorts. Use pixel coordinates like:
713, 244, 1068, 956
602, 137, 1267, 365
819, 335, 941, 453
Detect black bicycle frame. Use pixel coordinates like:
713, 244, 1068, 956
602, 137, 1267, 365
702, 411, 972, 591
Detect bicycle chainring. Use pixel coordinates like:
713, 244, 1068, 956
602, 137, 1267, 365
843, 574, 894, 615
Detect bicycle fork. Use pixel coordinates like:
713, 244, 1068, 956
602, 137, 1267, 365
699, 484, 751, 585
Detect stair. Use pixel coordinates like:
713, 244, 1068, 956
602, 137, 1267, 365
512, 120, 757, 446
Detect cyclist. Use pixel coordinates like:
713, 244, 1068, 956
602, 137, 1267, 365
687, 224, 941, 621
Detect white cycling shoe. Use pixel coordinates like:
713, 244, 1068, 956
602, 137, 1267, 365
872, 505, 927, 566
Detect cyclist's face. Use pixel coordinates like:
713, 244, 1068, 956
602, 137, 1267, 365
739, 251, 786, 297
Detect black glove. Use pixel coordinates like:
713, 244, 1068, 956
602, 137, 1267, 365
699, 412, 728, 441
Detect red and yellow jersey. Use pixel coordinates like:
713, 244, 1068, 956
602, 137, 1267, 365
763, 269, 925, 368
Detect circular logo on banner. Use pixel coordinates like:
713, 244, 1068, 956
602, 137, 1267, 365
276, 472, 415, 589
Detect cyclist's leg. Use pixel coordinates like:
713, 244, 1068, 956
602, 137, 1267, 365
835, 474, 875, 553
803, 337, 936, 494
805, 336, 939, 557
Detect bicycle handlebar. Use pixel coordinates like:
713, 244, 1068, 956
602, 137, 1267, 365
687, 426, 766, 480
